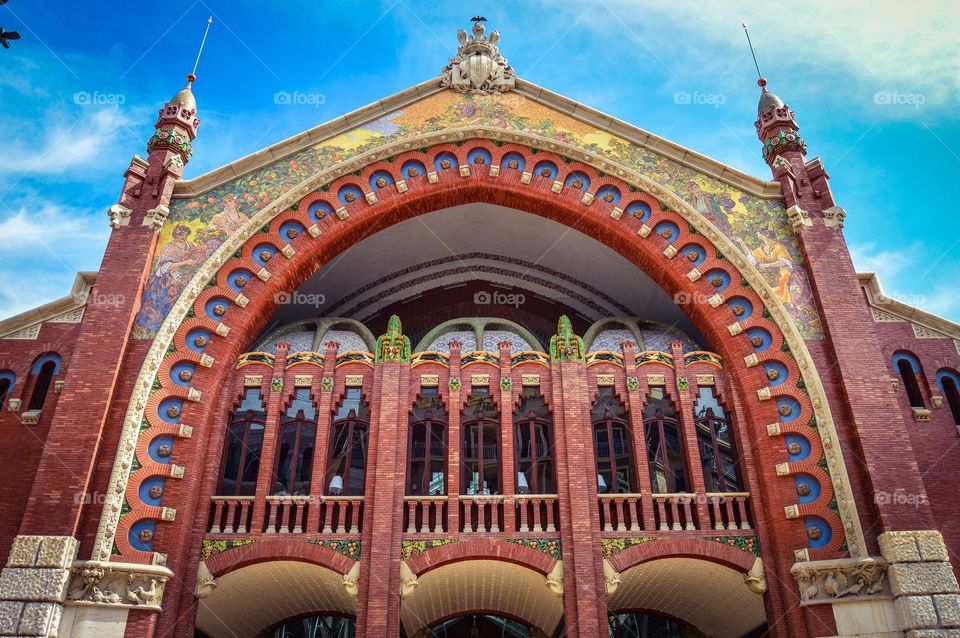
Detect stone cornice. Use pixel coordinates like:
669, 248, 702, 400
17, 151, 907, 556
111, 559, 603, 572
0, 272, 96, 338
170, 77, 783, 201
859, 272, 960, 340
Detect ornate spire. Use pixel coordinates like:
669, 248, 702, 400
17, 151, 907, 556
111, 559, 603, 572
440, 17, 515, 94
376, 315, 411, 364
754, 78, 806, 165
549, 315, 584, 363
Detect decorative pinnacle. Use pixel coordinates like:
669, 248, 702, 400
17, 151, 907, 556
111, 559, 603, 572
742, 22, 765, 89
188, 16, 213, 87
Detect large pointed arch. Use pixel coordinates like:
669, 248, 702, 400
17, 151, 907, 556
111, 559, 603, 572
91, 129, 865, 571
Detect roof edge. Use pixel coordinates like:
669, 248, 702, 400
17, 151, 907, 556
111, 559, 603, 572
858, 271, 960, 340
0, 272, 96, 339
172, 76, 783, 201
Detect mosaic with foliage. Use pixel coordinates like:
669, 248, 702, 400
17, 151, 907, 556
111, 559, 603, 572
703, 535, 760, 556
400, 539, 457, 560
307, 538, 361, 560
507, 537, 561, 559
600, 537, 657, 559
134, 91, 823, 339
200, 538, 259, 561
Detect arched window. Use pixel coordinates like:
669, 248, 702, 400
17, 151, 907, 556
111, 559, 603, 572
407, 388, 447, 496
325, 388, 369, 496
218, 388, 266, 496
937, 370, 960, 426
514, 387, 555, 494
27, 356, 59, 411
272, 388, 317, 495
694, 387, 743, 492
592, 387, 635, 494
0, 371, 13, 410
894, 352, 925, 409
462, 387, 500, 495
643, 387, 688, 493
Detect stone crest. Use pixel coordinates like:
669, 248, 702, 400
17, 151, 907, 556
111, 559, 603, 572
440, 18, 515, 95
791, 557, 890, 604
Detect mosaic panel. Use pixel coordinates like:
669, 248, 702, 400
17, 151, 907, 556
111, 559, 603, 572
587, 329, 638, 353
133, 91, 823, 339
482, 330, 532, 352
320, 329, 368, 353
426, 330, 476, 353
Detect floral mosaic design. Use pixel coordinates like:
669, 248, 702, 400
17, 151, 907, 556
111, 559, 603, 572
426, 330, 476, 353
400, 539, 457, 560
307, 538, 361, 560
703, 535, 760, 557
199, 538, 259, 561
600, 537, 657, 559
133, 90, 823, 339
482, 330, 533, 352
507, 537, 561, 559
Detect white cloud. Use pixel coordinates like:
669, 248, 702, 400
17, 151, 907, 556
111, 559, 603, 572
0, 202, 108, 318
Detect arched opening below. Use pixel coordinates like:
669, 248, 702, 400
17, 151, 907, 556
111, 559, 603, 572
426, 614, 537, 638
400, 559, 563, 637
608, 611, 704, 638
196, 561, 356, 638
608, 557, 766, 638
269, 615, 355, 638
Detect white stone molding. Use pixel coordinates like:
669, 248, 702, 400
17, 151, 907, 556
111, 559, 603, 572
65, 561, 173, 611
791, 557, 891, 605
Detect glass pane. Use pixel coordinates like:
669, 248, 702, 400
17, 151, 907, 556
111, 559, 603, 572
239, 423, 263, 496
272, 425, 297, 495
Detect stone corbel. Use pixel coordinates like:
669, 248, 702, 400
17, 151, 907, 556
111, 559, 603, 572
912, 407, 932, 422
931, 395, 944, 409
790, 556, 890, 605
400, 560, 419, 599
66, 560, 174, 611
545, 560, 564, 597
142, 205, 170, 232
7, 398, 20, 412
744, 557, 767, 595
107, 204, 132, 229
603, 558, 621, 596
786, 205, 812, 232
342, 561, 360, 598
194, 561, 218, 599
822, 206, 847, 230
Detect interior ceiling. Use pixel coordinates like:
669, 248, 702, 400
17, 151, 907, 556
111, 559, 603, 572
196, 561, 355, 638
400, 559, 564, 636
608, 557, 766, 638
258, 204, 703, 344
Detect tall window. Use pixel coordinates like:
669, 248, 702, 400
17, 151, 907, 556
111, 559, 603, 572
325, 388, 369, 496
27, 359, 58, 411
218, 388, 266, 496
462, 387, 500, 495
643, 388, 688, 493
895, 353, 925, 409
272, 388, 317, 495
694, 387, 743, 492
514, 387, 555, 494
0, 374, 12, 410
939, 371, 960, 426
407, 388, 447, 496
592, 387, 635, 494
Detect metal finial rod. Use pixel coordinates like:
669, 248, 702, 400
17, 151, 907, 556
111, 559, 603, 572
189, 16, 214, 81
742, 22, 764, 82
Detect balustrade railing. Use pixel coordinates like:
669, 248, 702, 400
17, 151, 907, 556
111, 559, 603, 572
404, 496, 447, 534
598, 494, 643, 532
705, 492, 752, 530
515, 495, 558, 533
459, 495, 504, 533
265, 495, 311, 534
652, 493, 698, 531
209, 496, 254, 534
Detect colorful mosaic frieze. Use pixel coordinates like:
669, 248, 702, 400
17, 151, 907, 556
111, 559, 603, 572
308, 538, 361, 561
511, 351, 549, 366
410, 351, 450, 367
704, 535, 761, 557
585, 351, 624, 367
200, 538, 259, 562
507, 537, 561, 560
460, 351, 499, 367
335, 352, 375, 366
400, 539, 457, 561
482, 330, 532, 352
683, 351, 723, 367
636, 351, 674, 366
600, 537, 657, 559
235, 352, 275, 368
133, 91, 823, 339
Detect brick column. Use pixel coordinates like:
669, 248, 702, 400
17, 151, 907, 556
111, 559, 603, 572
549, 358, 607, 638
498, 341, 516, 532
446, 341, 463, 533
355, 359, 409, 636
309, 340, 340, 533
621, 342, 656, 530
250, 342, 289, 529
669, 341, 707, 500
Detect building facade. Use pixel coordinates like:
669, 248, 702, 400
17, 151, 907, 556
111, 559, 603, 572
1, 21, 960, 638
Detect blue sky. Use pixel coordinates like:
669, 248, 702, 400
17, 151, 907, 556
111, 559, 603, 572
1, 0, 957, 322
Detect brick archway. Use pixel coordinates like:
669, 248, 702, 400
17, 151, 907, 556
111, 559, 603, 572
91, 132, 864, 592
204, 539, 356, 577
404, 538, 556, 576
607, 537, 757, 574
